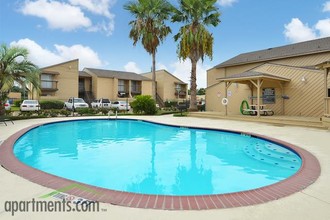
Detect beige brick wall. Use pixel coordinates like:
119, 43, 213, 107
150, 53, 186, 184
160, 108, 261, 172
143, 70, 187, 101
95, 77, 114, 100
206, 52, 330, 117
141, 81, 152, 96
39, 59, 79, 101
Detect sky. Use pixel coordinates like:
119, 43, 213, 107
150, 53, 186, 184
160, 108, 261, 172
1, 0, 330, 88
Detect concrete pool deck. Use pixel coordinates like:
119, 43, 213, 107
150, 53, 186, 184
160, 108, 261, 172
0, 115, 329, 219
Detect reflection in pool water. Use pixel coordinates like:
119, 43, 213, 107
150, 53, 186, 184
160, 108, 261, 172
14, 120, 302, 195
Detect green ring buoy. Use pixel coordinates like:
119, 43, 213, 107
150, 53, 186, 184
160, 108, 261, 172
240, 100, 250, 115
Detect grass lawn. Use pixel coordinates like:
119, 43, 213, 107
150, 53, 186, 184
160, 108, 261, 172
11, 106, 20, 111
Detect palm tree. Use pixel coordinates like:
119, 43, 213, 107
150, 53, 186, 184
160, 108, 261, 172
172, 0, 221, 110
124, 0, 173, 100
0, 44, 40, 115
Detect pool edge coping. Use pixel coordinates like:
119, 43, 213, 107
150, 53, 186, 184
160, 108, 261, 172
0, 118, 321, 210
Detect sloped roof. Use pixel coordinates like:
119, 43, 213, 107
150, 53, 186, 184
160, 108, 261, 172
79, 71, 91, 77
142, 69, 188, 84
217, 70, 291, 82
214, 37, 330, 68
84, 68, 152, 81
41, 59, 79, 69
316, 60, 330, 69
42, 70, 60, 75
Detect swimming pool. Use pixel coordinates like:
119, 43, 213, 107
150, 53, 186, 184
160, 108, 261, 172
13, 119, 301, 196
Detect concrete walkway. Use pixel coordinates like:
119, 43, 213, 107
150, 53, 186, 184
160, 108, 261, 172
0, 115, 329, 220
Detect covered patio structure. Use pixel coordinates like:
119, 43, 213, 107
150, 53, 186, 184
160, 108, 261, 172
316, 60, 330, 117
217, 70, 291, 118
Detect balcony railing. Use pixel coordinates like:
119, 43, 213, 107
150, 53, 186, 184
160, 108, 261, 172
118, 91, 129, 98
175, 91, 187, 98
41, 80, 58, 91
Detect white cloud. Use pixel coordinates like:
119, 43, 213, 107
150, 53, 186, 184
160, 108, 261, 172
124, 62, 142, 73
217, 0, 238, 7
69, 0, 115, 35
156, 63, 168, 71
54, 44, 103, 68
69, 0, 115, 18
284, 2, 330, 43
10, 38, 103, 69
323, 1, 330, 12
20, 0, 91, 31
284, 17, 330, 43
20, 0, 115, 35
169, 60, 210, 89
315, 18, 330, 37
284, 18, 317, 43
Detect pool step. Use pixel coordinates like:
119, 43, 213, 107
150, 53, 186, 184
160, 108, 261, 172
243, 143, 301, 169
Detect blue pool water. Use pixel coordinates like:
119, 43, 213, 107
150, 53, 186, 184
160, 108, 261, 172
14, 119, 302, 196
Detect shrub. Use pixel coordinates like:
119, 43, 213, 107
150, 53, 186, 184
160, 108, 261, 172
5, 110, 12, 116
39, 100, 64, 109
19, 111, 33, 117
60, 109, 71, 117
14, 99, 22, 107
76, 108, 96, 116
49, 109, 60, 117
131, 95, 157, 115
98, 108, 109, 115
164, 100, 177, 108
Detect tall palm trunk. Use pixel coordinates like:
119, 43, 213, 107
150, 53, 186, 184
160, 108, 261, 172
189, 59, 198, 111
0, 90, 7, 116
152, 51, 156, 99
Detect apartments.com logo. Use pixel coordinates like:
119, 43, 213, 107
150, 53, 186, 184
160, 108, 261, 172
3, 183, 107, 216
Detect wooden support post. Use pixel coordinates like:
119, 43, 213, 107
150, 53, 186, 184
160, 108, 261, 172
325, 68, 329, 115
257, 79, 260, 118
224, 82, 232, 116
278, 82, 285, 115
250, 79, 263, 117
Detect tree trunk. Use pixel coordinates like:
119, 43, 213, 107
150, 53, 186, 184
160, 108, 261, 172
0, 90, 7, 116
152, 52, 156, 100
189, 59, 198, 111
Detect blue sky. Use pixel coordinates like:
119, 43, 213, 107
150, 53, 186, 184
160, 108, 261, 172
1, 0, 330, 88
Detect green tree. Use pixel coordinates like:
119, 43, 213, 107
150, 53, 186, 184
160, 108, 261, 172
197, 88, 206, 95
172, 0, 220, 110
131, 95, 157, 115
0, 44, 40, 115
124, 0, 173, 99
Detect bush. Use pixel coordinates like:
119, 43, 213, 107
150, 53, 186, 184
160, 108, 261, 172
98, 108, 109, 115
131, 95, 157, 115
60, 109, 71, 117
14, 99, 22, 107
19, 111, 33, 117
76, 108, 96, 116
39, 100, 64, 109
164, 100, 177, 108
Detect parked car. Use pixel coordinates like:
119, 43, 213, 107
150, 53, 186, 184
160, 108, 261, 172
64, 98, 89, 110
111, 101, 131, 111
20, 100, 40, 111
91, 98, 111, 109
4, 100, 11, 111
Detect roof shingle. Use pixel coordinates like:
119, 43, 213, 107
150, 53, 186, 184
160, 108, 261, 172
214, 37, 330, 68
84, 68, 152, 81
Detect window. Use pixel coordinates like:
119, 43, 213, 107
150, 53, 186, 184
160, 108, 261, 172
131, 81, 141, 93
118, 80, 126, 92
262, 88, 275, 104
328, 88, 330, 97
41, 74, 53, 89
